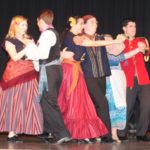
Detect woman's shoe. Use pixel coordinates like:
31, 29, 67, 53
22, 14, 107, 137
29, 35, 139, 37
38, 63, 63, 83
101, 137, 117, 143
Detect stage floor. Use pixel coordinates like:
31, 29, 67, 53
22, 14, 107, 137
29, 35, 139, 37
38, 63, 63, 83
1, 133, 150, 150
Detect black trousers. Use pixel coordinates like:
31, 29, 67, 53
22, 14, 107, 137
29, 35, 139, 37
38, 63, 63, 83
118, 77, 150, 137
85, 77, 112, 137
40, 65, 70, 139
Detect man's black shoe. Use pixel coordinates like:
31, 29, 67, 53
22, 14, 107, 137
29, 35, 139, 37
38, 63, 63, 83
45, 137, 71, 144
101, 137, 116, 143
65, 139, 78, 144
78, 139, 93, 144
118, 136, 128, 141
136, 135, 150, 142
7, 136, 23, 143
65, 139, 92, 144
90, 138, 100, 143
44, 137, 56, 143
38, 133, 49, 139
38, 133, 54, 140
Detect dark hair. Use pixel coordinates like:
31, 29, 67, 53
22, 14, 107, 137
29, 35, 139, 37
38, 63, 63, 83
60, 16, 82, 45
66, 16, 82, 30
38, 9, 54, 25
82, 14, 95, 24
122, 19, 136, 27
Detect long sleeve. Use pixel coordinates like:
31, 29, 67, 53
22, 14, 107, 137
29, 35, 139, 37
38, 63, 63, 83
25, 30, 56, 60
108, 53, 125, 66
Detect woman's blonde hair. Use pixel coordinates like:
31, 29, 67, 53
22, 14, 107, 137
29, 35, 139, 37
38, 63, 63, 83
6, 15, 29, 39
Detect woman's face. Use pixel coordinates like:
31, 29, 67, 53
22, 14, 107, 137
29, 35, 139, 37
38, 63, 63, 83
84, 17, 98, 35
71, 18, 84, 35
75, 18, 84, 34
15, 20, 28, 35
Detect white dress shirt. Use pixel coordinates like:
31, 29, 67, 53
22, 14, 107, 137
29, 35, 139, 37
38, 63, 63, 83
25, 29, 56, 60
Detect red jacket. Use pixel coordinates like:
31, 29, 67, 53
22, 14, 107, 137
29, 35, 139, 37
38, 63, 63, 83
121, 37, 150, 88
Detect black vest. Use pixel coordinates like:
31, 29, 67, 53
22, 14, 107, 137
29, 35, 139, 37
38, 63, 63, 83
39, 28, 60, 65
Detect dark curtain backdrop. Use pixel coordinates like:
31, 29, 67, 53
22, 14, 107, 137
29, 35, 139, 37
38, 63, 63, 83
0, 0, 150, 41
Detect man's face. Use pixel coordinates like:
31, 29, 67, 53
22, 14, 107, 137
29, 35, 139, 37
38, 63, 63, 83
84, 17, 98, 35
123, 22, 136, 38
37, 18, 45, 32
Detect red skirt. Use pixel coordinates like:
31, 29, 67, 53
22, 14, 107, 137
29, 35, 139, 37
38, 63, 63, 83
58, 60, 108, 139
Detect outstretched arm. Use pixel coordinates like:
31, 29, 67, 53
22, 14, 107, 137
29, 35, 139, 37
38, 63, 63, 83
25, 30, 56, 60
73, 34, 125, 47
106, 43, 125, 55
105, 34, 125, 55
108, 42, 146, 64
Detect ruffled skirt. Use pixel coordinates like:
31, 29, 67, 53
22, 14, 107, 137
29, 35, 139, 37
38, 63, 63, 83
58, 61, 108, 139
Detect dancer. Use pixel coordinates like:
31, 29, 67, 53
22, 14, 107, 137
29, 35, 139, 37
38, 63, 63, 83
0, 15, 43, 143
58, 48, 108, 143
119, 19, 150, 142
25, 9, 71, 144
104, 34, 146, 142
62, 17, 123, 143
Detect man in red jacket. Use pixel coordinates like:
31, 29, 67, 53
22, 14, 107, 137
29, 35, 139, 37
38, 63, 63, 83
119, 19, 150, 141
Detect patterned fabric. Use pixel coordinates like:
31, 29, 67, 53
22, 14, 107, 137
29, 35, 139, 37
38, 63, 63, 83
81, 34, 111, 78
106, 80, 126, 129
86, 47, 104, 77
0, 60, 37, 90
61, 31, 111, 78
0, 38, 43, 134
106, 53, 126, 129
0, 79, 43, 134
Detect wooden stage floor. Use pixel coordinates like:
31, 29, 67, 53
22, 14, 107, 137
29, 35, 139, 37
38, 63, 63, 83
0, 133, 150, 150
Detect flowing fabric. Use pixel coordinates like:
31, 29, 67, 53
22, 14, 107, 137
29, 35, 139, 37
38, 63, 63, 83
58, 59, 108, 139
1, 60, 37, 90
0, 79, 43, 134
0, 38, 43, 135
